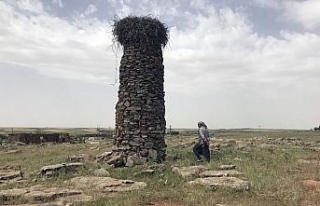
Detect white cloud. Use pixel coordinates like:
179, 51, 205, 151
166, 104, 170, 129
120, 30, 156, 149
253, 0, 320, 30
1, 0, 319, 86
190, 0, 211, 11
252, 0, 282, 9
282, 0, 320, 30
0, 1, 115, 84
52, 0, 63, 8
161, 4, 320, 129
84, 4, 97, 16
1, 0, 319, 96
12, 0, 44, 14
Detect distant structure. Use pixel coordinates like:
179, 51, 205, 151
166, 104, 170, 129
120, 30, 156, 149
8, 133, 70, 144
108, 16, 169, 166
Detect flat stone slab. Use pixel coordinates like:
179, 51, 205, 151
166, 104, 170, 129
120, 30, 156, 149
0, 170, 22, 181
199, 170, 242, 178
297, 159, 320, 165
1, 150, 21, 155
216, 204, 236, 206
218, 165, 236, 170
0, 167, 24, 184
310, 147, 320, 152
188, 177, 250, 191
0, 185, 91, 205
67, 176, 146, 193
300, 179, 320, 192
172, 166, 207, 177
39, 162, 83, 177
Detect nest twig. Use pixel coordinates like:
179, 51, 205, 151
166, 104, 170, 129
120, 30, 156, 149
112, 16, 169, 48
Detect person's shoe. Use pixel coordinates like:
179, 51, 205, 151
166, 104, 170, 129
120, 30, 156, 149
197, 159, 203, 163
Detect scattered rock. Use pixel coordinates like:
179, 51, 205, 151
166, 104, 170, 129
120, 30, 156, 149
93, 168, 110, 177
0, 166, 24, 184
69, 154, 90, 162
67, 176, 146, 193
310, 147, 320, 152
1, 150, 21, 155
90, 146, 100, 150
39, 162, 83, 177
297, 159, 320, 165
300, 179, 320, 192
199, 170, 242, 178
172, 166, 207, 177
0, 165, 21, 170
106, 152, 126, 167
216, 204, 235, 206
15, 142, 26, 146
0, 185, 91, 205
146, 200, 185, 206
221, 143, 234, 148
87, 140, 100, 145
218, 165, 236, 170
258, 143, 276, 149
188, 177, 250, 191
141, 169, 155, 175
209, 143, 221, 150
224, 139, 236, 143
126, 154, 147, 167
96, 151, 112, 162
299, 200, 319, 206
213, 138, 224, 143
0, 170, 22, 181
236, 141, 252, 150
148, 149, 158, 161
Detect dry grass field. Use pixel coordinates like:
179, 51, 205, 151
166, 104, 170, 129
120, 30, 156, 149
1, 128, 320, 206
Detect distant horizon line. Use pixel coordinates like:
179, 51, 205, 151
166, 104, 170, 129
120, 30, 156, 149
0, 126, 313, 131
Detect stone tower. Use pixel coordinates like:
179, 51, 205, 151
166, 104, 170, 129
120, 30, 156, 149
108, 16, 169, 167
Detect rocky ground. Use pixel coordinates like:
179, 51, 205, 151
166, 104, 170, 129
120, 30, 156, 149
0, 129, 320, 205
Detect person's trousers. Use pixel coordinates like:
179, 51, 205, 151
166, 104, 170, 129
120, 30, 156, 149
193, 143, 210, 162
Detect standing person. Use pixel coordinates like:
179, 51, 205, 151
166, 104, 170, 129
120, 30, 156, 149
193, 121, 210, 162
0, 135, 3, 146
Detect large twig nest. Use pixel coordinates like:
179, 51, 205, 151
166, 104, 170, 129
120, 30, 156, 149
112, 16, 169, 48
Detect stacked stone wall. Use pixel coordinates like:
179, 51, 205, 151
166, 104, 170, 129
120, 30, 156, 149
114, 45, 166, 162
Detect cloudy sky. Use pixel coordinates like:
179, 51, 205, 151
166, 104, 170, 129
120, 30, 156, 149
0, 0, 319, 129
